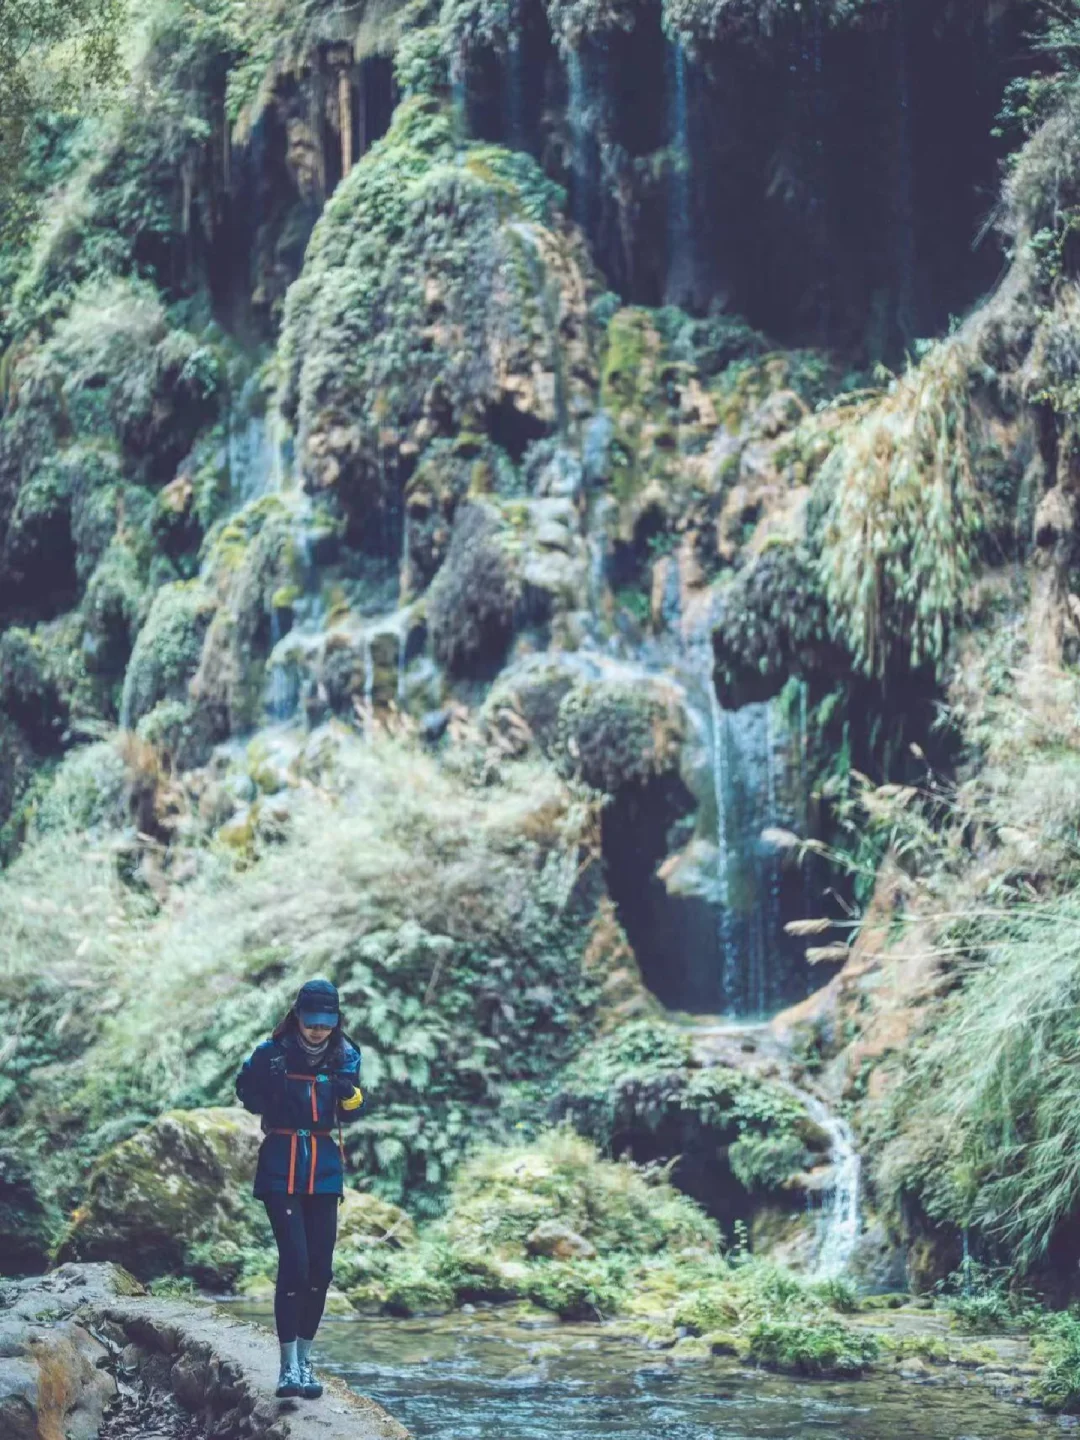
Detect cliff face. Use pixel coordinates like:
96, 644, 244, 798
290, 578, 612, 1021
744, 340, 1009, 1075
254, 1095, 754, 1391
2, 0, 1080, 1302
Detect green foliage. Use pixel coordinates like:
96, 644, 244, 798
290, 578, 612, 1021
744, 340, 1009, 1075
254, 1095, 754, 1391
739, 1315, 878, 1376
935, 1261, 1036, 1334
1, 736, 600, 1226
1034, 1310, 1080, 1412
553, 681, 683, 793
660, 0, 874, 53
0, 0, 124, 243
813, 338, 987, 680
711, 544, 836, 706
880, 890, 1080, 1273
554, 1020, 816, 1195
120, 580, 215, 728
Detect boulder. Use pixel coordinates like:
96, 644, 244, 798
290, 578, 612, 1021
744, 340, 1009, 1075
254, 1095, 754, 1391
56, 1107, 264, 1285
525, 1221, 597, 1261
0, 1262, 407, 1439
338, 1189, 417, 1250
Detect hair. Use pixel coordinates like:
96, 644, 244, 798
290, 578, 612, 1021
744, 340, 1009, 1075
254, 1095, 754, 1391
271, 1004, 360, 1067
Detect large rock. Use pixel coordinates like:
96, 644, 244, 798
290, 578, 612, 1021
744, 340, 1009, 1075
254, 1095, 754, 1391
56, 1107, 264, 1285
0, 1262, 408, 1440
277, 96, 597, 546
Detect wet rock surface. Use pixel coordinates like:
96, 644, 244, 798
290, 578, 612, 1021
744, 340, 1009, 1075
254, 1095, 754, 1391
0, 1263, 409, 1440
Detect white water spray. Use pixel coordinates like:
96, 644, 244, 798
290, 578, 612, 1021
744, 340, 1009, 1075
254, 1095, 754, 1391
799, 1089, 862, 1279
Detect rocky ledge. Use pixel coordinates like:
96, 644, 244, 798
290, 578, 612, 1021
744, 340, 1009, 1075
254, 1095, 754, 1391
0, 1263, 409, 1440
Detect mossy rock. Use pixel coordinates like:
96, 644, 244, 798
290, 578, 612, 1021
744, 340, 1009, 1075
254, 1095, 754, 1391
427, 502, 522, 677
56, 1107, 264, 1285
554, 678, 685, 792
190, 497, 308, 738
338, 1188, 417, 1249
278, 95, 596, 544
120, 581, 217, 729
438, 1129, 719, 1263
482, 655, 583, 754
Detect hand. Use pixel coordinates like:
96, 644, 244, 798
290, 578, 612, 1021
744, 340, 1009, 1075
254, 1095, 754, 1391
330, 1072, 359, 1099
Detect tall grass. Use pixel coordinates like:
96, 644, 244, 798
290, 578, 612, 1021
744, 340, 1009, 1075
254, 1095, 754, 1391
814, 337, 984, 680
881, 891, 1080, 1271
0, 732, 602, 1216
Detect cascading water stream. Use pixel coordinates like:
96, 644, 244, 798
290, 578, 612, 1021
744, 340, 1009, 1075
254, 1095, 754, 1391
362, 630, 376, 734
694, 1022, 862, 1279
665, 38, 694, 305
797, 1088, 862, 1279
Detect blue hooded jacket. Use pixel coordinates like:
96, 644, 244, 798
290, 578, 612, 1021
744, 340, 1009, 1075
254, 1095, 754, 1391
235, 1030, 363, 1198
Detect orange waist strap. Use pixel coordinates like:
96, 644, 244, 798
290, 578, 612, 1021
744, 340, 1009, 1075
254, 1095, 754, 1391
267, 1127, 343, 1194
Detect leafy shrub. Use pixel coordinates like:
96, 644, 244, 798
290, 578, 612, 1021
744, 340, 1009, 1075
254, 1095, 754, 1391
879, 890, 1080, 1274
31, 742, 128, 838
1034, 1310, 1080, 1412
813, 338, 987, 680
1, 736, 601, 1227
740, 1316, 879, 1376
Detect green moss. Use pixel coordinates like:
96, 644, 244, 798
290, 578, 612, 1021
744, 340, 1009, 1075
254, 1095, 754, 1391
739, 1316, 879, 1376
120, 580, 216, 729
30, 741, 128, 838
428, 503, 521, 676
554, 1020, 819, 1196
277, 94, 589, 540
553, 680, 684, 792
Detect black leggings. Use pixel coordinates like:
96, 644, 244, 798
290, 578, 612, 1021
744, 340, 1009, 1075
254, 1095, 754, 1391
263, 1193, 339, 1343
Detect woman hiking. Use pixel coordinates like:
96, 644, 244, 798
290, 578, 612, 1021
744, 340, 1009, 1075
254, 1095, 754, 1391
235, 977, 364, 1400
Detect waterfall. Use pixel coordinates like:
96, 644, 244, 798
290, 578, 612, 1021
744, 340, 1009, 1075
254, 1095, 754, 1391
683, 643, 812, 1017
566, 50, 595, 234
228, 375, 277, 504
265, 607, 299, 722
362, 630, 375, 735
798, 1089, 862, 1279
694, 1023, 862, 1277
665, 38, 694, 306
702, 648, 734, 976
505, 35, 526, 150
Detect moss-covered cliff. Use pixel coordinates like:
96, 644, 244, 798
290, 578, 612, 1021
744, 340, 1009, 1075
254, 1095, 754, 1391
6, 0, 1080, 1391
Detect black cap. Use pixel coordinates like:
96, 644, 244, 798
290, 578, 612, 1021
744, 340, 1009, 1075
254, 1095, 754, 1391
294, 977, 340, 1028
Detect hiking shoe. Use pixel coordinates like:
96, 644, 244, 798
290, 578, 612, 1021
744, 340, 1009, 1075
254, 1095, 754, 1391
275, 1362, 303, 1399
299, 1360, 323, 1399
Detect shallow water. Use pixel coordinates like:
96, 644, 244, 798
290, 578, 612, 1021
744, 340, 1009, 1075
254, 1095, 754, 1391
225, 1302, 1061, 1440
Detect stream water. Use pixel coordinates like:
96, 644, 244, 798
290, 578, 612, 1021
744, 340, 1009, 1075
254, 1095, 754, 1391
226, 1304, 1057, 1439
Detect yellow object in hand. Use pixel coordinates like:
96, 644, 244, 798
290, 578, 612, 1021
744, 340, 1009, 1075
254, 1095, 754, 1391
340, 1086, 364, 1111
